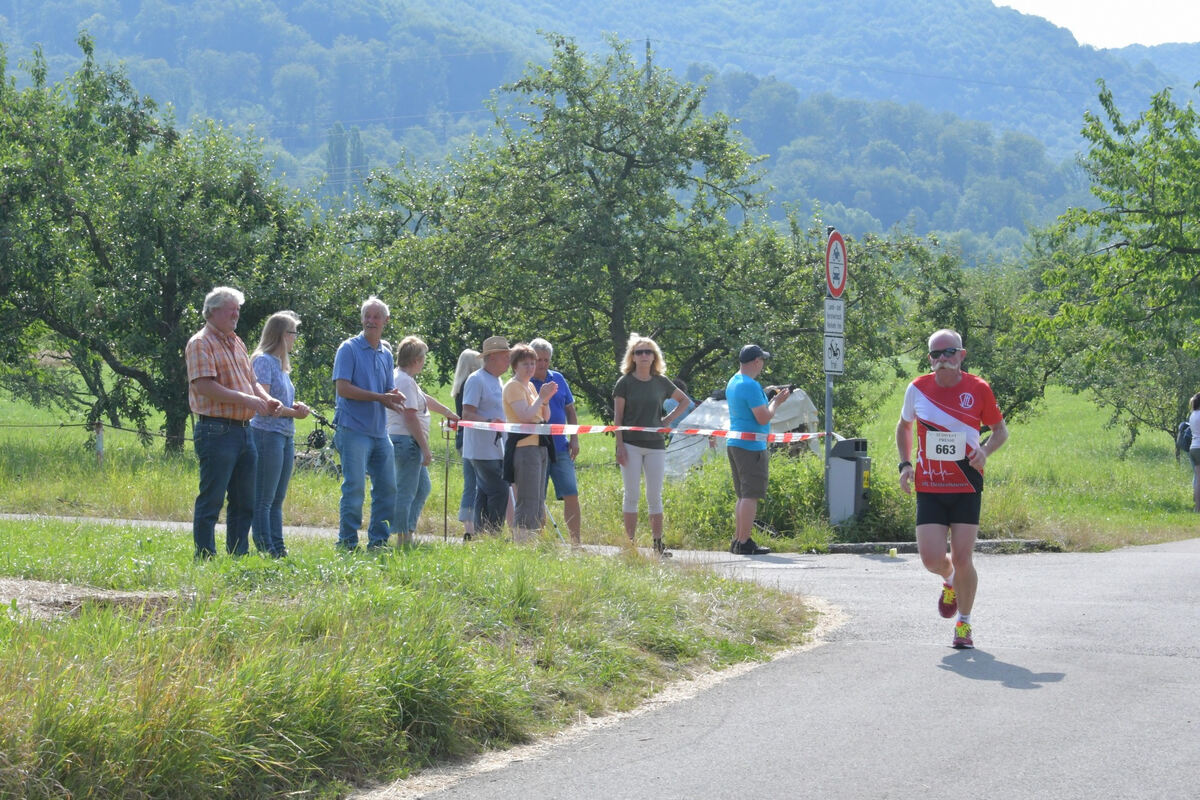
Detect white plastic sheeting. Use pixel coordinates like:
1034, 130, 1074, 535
663, 388, 820, 479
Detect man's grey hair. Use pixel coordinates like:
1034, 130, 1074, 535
203, 286, 245, 319
360, 295, 390, 320
529, 338, 553, 357
928, 328, 963, 348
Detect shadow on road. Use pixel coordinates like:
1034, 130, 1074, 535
939, 649, 1066, 690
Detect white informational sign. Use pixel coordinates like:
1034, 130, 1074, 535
824, 297, 844, 335
926, 430, 966, 460
823, 334, 844, 375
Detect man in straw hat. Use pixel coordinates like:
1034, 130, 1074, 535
461, 335, 512, 534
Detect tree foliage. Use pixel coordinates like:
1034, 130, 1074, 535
1040, 81, 1200, 447
4, 0, 1185, 253
897, 236, 1071, 426
353, 36, 929, 432
0, 36, 335, 450
360, 35, 762, 411
1055, 82, 1200, 330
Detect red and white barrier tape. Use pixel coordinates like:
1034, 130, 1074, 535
449, 419, 826, 444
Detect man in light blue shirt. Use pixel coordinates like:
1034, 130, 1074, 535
726, 344, 791, 555
461, 335, 511, 534
332, 296, 406, 549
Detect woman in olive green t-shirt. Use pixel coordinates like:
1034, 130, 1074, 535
612, 333, 691, 556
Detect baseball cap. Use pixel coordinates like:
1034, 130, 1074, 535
739, 344, 770, 363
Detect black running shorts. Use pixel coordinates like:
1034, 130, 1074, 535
915, 491, 982, 527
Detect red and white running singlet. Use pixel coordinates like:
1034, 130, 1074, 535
900, 372, 1002, 494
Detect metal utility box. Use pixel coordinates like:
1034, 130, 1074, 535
828, 438, 870, 525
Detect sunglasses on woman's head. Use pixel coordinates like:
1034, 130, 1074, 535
633, 349, 654, 356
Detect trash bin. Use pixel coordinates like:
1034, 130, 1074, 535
827, 438, 870, 525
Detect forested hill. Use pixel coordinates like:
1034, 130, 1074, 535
453, 0, 1195, 159
2, 0, 1196, 252
3, 0, 1192, 156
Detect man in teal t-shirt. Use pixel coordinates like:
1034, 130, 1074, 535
726, 344, 791, 555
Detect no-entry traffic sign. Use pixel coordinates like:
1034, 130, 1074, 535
826, 230, 847, 299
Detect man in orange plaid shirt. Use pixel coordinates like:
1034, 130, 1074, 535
186, 286, 282, 559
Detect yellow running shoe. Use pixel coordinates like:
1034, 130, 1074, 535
938, 582, 958, 618
952, 620, 974, 649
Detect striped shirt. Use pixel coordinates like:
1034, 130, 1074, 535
186, 324, 258, 420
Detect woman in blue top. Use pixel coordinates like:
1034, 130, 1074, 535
249, 311, 311, 557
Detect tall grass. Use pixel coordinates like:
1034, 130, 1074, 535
4, 381, 1197, 552
859, 383, 1196, 549
0, 519, 812, 799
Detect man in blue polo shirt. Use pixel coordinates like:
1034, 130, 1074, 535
332, 296, 406, 549
726, 344, 791, 555
530, 338, 582, 545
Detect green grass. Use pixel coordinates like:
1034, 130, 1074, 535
0, 519, 812, 799
859, 382, 1196, 550
2, 378, 1195, 797
5, 379, 1198, 551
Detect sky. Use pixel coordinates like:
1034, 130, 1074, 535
997, 0, 1200, 47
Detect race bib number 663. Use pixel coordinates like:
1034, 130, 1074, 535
927, 430, 966, 461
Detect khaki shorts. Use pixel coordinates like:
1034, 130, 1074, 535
728, 446, 769, 499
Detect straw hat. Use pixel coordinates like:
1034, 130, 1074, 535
480, 335, 511, 356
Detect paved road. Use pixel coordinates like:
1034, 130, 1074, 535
369, 539, 1200, 800
6, 514, 1196, 797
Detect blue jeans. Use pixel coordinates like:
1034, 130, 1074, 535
334, 426, 397, 548
192, 418, 257, 558
468, 457, 508, 534
391, 434, 431, 535
545, 451, 579, 499
458, 451, 477, 523
251, 427, 294, 556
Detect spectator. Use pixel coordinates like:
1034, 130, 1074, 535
387, 336, 458, 546
530, 338, 583, 545
461, 336, 512, 535
502, 343, 557, 542
726, 344, 790, 556
612, 333, 691, 557
331, 296, 405, 550
452, 349, 483, 540
249, 310, 311, 558
185, 286, 281, 559
1188, 392, 1200, 512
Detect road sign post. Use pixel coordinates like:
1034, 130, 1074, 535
824, 229, 849, 458
824, 229, 849, 520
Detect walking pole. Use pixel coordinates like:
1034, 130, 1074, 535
544, 501, 568, 545
442, 422, 453, 543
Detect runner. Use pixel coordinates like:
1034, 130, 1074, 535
895, 329, 1008, 648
